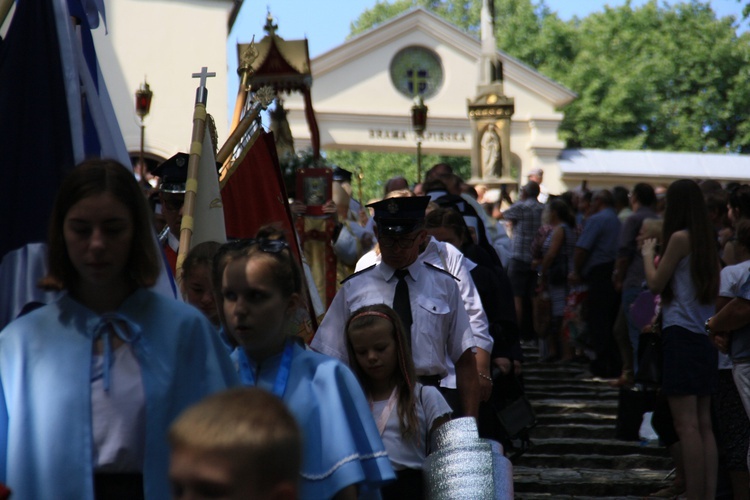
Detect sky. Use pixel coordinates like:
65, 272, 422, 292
226, 0, 747, 117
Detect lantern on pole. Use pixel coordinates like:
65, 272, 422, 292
410, 96, 428, 183
135, 79, 153, 178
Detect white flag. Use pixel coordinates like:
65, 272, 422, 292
191, 125, 227, 248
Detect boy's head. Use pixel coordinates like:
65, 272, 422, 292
169, 388, 301, 500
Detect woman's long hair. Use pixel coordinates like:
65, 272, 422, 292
548, 198, 576, 228
661, 179, 720, 304
41, 159, 160, 291
345, 304, 419, 441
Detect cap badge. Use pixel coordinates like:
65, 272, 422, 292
176, 157, 186, 167
387, 200, 399, 215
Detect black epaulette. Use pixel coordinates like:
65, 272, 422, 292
424, 261, 460, 281
341, 264, 377, 284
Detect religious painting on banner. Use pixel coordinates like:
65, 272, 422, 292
297, 168, 332, 216
293, 167, 337, 309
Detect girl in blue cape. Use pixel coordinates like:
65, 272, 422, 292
215, 230, 395, 499
0, 159, 237, 499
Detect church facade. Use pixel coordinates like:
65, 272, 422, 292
282, 8, 576, 195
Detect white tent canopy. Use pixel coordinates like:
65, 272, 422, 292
559, 149, 750, 189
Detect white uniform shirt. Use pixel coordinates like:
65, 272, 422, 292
311, 260, 475, 377
355, 237, 493, 354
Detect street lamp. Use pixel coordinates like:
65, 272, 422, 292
135, 79, 153, 179
411, 95, 428, 184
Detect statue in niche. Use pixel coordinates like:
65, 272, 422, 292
269, 97, 295, 162
480, 124, 502, 178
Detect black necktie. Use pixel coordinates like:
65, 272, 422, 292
392, 269, 413, 348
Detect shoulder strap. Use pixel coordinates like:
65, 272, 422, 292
340, 264, 376, 284
424, 261, 460, 281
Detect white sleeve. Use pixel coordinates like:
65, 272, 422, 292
355, 249, 379, 272
446, 279, 476, 362
419, 385, 452, 431
453, 257, 493, 353
310, 287, 350, 364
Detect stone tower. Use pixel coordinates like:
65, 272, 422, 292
468, 0, 516, 187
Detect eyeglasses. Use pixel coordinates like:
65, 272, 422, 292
379, 234, 419, 249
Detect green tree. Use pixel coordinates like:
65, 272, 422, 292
346, 0, 750, 153
555, 1, 750, 152
324, 150, 470, 202
348, 0, 414, 37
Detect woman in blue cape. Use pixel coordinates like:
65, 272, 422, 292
0, 159, 237, 499
214, 230, 395, 499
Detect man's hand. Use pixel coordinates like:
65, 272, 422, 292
290, 200, 306, 215
710, 332, 730, 354
322, 199, 337, 215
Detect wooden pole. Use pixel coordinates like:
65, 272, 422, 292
216, 104, 262, 165
0, 0, 13, 30
230, 71, 251, 134
229, 40, 258, 135
219, 126, 262, 189
176, 67, 215, 282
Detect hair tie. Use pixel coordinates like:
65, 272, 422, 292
351, 311, 392, 323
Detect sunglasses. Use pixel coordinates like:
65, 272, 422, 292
222, 237, 289, 254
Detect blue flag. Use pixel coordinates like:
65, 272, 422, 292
0, 0, 174, 326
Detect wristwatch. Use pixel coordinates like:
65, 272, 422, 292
705, 317, 713, 335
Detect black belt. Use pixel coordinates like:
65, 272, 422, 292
418, 375, 442, 387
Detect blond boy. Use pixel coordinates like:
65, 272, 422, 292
169, 388, 301, 500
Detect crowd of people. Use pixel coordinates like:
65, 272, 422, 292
2, 154, 750, 500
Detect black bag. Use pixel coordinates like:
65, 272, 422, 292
496, 395, 537, 439
634, 330, 662, 387
615, 386, 657, 441
491, 365, 537, 440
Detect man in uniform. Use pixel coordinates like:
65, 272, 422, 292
311, 196, 481, 418
153, 152, 188, 275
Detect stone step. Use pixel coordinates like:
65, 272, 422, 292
521, 437, 669, 458
515, 343, 670, 497
513, 466, 672, 497
522, 363, 590, 376
515, 495, 654, 500
526, 388, 619, 401
523, 372, 614, 387
529, 423, 616, 440
516, 452, 673, 470
536, 412, 617, 426
530, 398, 619, 416
523, 375, 616, 388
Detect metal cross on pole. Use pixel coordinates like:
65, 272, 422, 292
192, 66, 216, 105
